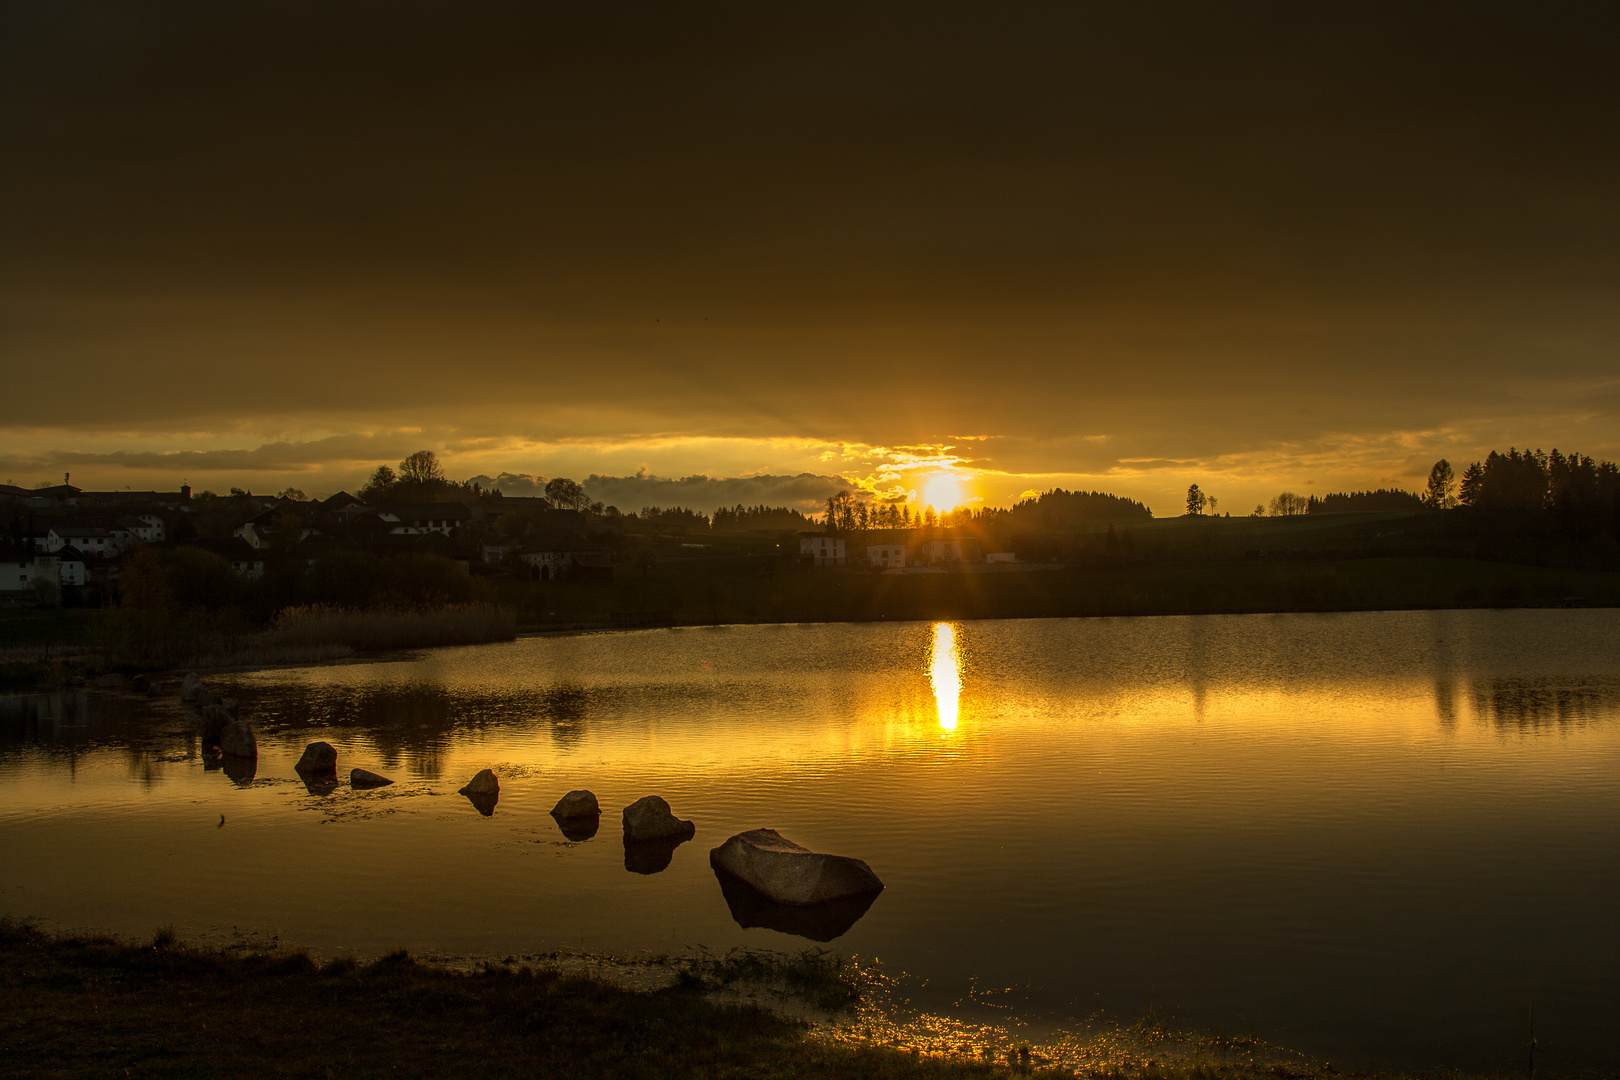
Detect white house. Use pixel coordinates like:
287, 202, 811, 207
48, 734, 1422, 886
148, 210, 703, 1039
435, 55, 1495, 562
865, 543, 905, 569
799, 535, 847, 567
53, 549, 88, 586
119, 515, 165, 543
0, 558, 33, 593
41, 527, 122, 555
376, 503, 471, 535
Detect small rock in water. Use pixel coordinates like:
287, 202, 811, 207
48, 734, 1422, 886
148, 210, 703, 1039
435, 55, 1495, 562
180, 672, 203, 702
709, 828, 883, 906
621, 795, 695, 843
458, 769, 499, 797
199, 704, 232, 742
295, 742, 338, 775
219, 721, 257, 759
94, 672, 127, 689
551, 790, 600, 819
350, 768, 393, 789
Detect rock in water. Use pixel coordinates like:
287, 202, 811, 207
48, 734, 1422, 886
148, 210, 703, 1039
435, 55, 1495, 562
295, 742, 338, 775
458, 769, 499, 797
180, 671, 203, 702
551, 790, 600, 819
351, 768, 393, 789
622, 795, 695, 843
219, 721, 257, 759
709, 829, 883, 906
199, 703, 232, 741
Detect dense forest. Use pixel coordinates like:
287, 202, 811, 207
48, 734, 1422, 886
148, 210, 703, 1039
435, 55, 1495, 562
1308, 489, 1425, 513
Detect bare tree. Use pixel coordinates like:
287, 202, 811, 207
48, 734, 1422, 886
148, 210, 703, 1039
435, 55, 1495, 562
398, 450, 445, 486
1268, 491, 1309, 516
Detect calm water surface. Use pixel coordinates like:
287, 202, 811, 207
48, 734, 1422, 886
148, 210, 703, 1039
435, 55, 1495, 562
3, 610, 1618, 1074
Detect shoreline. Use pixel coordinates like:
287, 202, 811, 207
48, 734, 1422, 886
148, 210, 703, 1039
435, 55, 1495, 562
0, 917, 1487, 1079
3, 596, 1616, 695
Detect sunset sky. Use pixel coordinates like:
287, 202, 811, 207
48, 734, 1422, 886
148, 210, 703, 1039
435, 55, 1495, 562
3, 3, 1617, 515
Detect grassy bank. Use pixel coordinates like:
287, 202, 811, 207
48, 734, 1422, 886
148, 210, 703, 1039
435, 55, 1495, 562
264, 603, 517, 651
0, 919, 1482, 1080
496, 555, 1620, 629
0, 604, 518, 690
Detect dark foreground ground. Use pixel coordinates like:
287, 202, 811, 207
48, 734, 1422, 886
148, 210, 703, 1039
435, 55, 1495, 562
0, 920, 1503, 1080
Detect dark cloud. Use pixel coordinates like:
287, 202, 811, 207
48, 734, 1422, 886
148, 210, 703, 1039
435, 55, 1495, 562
0, 435, 415, 476
1, 3, 1617, 493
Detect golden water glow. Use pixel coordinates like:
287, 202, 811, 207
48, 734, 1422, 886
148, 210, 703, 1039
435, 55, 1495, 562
921, 473, 966, 512
929, 622, 962, 731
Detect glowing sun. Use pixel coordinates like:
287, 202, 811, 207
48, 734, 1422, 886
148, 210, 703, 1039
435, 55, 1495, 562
921, 473, 966, 512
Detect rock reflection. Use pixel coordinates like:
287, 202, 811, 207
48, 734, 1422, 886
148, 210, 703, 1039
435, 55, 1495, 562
463, 791, 499, 816
623, 834, 689, 875
553, 814, 600, 842
300, 774, 341, 796
221, 755, 257, 787
712, 867, 880, 942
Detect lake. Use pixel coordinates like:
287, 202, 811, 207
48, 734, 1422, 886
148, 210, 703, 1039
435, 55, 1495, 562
3, 609, 1618, 1075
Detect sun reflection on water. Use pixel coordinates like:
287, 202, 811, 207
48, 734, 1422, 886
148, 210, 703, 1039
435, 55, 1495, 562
929, 622, 962, 732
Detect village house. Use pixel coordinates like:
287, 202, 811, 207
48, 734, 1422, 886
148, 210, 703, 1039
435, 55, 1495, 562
374, 503, 472, 536
183, 539, 266, 579
40, 526, 123, 556
517, 549, 614, 583
0, 556, 33, 595
864, 542, 906, 569
119, 515, 166, 543
799, 534, 847, 567
922, 536, 983, 564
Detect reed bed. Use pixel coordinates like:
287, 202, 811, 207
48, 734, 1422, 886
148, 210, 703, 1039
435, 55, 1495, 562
265, 603, 517, 652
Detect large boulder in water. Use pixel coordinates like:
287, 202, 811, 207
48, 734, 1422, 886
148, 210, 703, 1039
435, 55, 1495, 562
295, 742, 338, 776
458, 769, 499, 797
350, 768, 393, 789
180, 672, 203, 702
219, 721, 257, 759
709, 829, 882, 906
551, 790, 600, 819
622, 795, 694, 843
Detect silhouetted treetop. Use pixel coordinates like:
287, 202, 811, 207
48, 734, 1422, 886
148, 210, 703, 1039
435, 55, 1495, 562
1307, 489, 1424, 513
